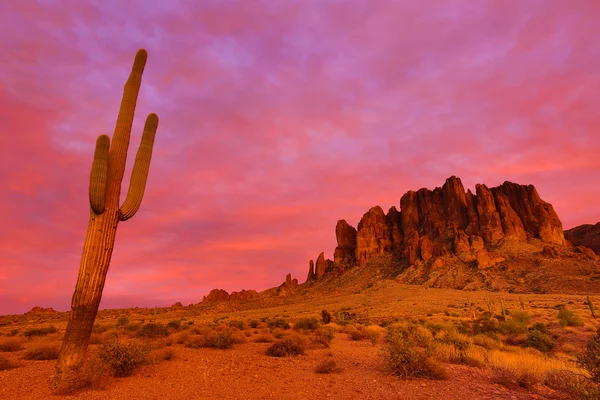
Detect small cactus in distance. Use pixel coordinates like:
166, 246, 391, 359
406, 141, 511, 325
54, 49, 159, 383
588, 296, 596, 319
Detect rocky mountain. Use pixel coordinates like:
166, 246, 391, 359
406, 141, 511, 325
202, 289, 259, 303
306, 176, 599, 294
565, 222, 600, 255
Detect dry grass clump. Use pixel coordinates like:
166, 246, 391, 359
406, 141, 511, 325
153, 347, 176, 361
0, 354, 20, 370
22, 342, 60, 360
135, 323, 168, 339
98, 338, 150, 377
487, 348, 583, 389
294, 317, 320, 331
558, 308, 584, 327
0, 337, 24, 352
544, 369, 600, 399
311, 325, 336, 348
184, 330, 236, 349
266, 336, 306, 357
51, 356, 112, 394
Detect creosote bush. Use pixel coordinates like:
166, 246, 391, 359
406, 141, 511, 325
382, 323, 447, 380
315, 360, 338, 374
524, 329, 555, 352
136, 323, 168, 338
266, 338, 305, 357
98, 338, 149, 377
294, 317, 320, 331
268, 318, 290, 330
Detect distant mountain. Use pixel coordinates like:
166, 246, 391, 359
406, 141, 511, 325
565, 222, 600, 255
304, 176, 599, 294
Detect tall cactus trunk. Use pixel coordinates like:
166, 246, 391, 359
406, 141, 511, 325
54, 49, 159, 381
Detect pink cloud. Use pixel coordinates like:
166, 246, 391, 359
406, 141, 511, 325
0, 0, 598, 315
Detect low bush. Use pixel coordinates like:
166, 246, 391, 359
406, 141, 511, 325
294, 317, 320, 331
0, 354, 20, 370
321, 310, 332, 324
0, 338, 24, 352
210, 331, 235, 349
578, 326, 600, 383
166, 320, 181, 331
266, 338, 305, 357
253, 334, 275, 343
558, 309, 584, 327
382, 323, 447, 380
315, 360, 337, 374
136, 323, 168, 339
228, 320, 246, 331
23, 326, 57, 338
249, 320, 260, 329
23, 343, 60, 360
98, 338, 149, 377
116, 316, 129, 327
268, 318, 290, 330
524, 330, 555, 352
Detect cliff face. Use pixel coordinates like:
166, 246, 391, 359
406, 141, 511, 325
307, 176, 569, 285
202, 289, 258, 304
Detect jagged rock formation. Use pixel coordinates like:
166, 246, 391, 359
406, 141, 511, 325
566, 223, 600, 255
202, 289, 258, 304
277, 273, 299, 295
306, 176, 572, 287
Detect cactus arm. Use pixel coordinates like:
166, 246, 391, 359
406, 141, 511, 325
107, 49, 147, 190
118, 113, 159, 221
89, 134, 110, 214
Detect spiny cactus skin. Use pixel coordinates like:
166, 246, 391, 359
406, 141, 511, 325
54, 49, 159, 378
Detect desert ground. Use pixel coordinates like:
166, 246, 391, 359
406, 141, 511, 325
1, 282, 599, 399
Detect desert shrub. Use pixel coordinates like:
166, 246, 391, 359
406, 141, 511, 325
184, 335, 207, 349
312, 326, 336, 348
364, 325, 384, 345
155, 347, 175, 361
558, 309, 584, 327
315, 360, 337, 374
0, 338, 24, 352
124, 323, 142, 333
116, 316, 129, 327
249, 320, 260, 329
528, 322, 548, 334
23, 326, 57, 338
98, 338, 149, 377
0, 354, 20, 370
268, 318, 290, 330
473, 316, 500, 336
266, 338, 305, 357
545, 369, 600, 400
228, 320, 246, 331
498, 317, 528, 335
321, 310, 332, 324
136, 323, 168, 339
51, 356, 112, 394
524, 330, 555, 352
23, 343, 60, 360
253, 334, 275, 343
92, 324, 109, 334
578, 327, 600, 383
166, 320, 181, 331
210, 331, 236, 349
294, 317, 319, 331
382, 323, 446, 380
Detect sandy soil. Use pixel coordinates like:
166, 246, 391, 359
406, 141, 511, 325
1, 336, 552, 400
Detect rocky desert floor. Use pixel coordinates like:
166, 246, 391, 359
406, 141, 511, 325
1, 282, 599, 399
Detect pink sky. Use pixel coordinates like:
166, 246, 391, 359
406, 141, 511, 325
1, 1, 599, 315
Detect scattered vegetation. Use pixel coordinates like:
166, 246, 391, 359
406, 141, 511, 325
98, 338, 149, 377
315, 360, 338, 374
558, 308, 584, 327
23, 343, 60, 360
0, 337, 24, 352
23, 326, 57, 337
136, 323, 168, 338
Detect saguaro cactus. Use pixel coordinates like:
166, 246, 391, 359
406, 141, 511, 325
54, 49, 159, 378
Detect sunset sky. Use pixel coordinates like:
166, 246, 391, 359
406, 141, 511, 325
1, 1, 599, 315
